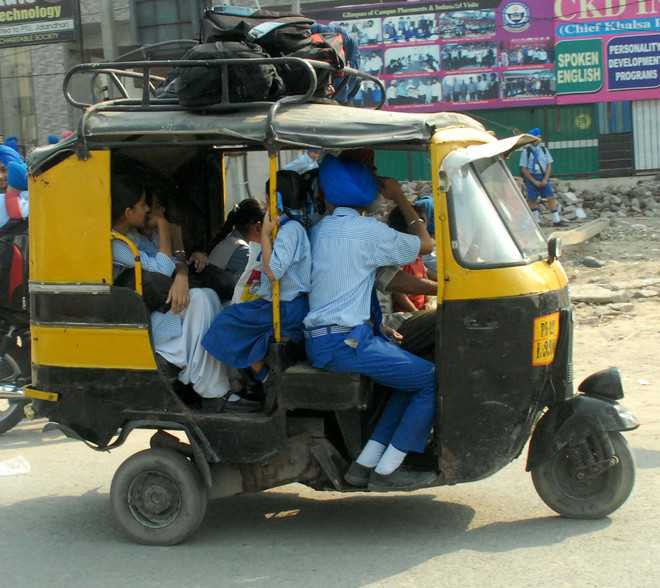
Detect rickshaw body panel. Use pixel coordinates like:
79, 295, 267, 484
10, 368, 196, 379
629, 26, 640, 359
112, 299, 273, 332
436, 289, 571, 484
430, 137, 571, 484
29, 151, 113, 284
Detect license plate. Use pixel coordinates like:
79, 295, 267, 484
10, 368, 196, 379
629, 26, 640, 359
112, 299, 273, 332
532, 312, 560, 367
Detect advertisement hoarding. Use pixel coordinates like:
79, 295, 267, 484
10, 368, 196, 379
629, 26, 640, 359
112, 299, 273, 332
307, 0, 660, 112
0, 0, 78, 49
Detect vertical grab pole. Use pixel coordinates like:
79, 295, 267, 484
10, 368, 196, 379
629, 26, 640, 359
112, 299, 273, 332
268, 152, 281, 343
221, 152, 228, 219
430, 141, 445, 304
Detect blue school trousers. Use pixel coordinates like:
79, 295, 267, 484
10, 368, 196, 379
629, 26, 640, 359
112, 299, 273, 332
305, 323, 436, 453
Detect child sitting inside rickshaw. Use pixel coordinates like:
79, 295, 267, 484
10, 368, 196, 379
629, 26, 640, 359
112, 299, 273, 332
202, 171, 311, 394
110, 163, 258, 412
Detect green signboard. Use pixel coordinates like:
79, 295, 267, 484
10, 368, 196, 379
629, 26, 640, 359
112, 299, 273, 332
556, 39, 604, 95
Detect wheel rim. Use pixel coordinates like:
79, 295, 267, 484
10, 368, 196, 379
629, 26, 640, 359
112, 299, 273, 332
127, 470, 182, 529
551, 447, 612, 500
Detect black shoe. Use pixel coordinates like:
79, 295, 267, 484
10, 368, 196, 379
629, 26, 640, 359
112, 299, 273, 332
224, 398, 262, 413
344, 461, 372, 488
201, 397, 261, 413
553, 220, 569, 228
201, 397, 228, 413
368, 468, 438, 492
238, 381, 265, 403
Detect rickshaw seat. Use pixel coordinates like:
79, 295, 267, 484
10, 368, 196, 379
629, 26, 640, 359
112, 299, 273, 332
279, 362, 369, 411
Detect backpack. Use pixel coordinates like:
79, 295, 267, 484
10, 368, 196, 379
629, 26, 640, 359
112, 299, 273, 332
200, 8, 345, 97
276, 31, 346, 96
176, 41, 284, 107
201, 8, 313, 54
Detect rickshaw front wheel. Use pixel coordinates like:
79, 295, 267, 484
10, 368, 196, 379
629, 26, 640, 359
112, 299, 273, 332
111, 448, 208, 545
531, 432, 635, 519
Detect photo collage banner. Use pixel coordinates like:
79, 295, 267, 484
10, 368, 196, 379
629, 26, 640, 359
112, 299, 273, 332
307, 0, 660, 112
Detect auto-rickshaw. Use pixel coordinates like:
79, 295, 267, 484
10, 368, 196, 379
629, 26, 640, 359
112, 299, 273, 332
24, 57, 638, 545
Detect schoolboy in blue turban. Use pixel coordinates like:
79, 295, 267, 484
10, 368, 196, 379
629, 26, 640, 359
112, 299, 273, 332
305, 154, 438, 491
7, 161, 28, 191
319, 154, 377, 208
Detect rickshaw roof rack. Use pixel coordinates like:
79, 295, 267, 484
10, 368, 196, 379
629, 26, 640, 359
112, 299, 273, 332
63, 57, 388, 156
63, 57, 385, 113
29, 103, 487, 174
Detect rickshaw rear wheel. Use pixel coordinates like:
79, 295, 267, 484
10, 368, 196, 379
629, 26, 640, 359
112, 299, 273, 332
531, 432, 635, 519
110, 448, 208, 545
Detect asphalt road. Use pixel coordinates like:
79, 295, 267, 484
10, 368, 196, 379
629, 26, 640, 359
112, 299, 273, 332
1, 314, 659, 587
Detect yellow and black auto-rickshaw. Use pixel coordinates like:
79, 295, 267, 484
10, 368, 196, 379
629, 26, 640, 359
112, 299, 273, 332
24, 57, 638, 545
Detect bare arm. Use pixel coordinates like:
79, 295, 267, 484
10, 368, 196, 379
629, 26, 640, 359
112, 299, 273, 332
381, 178, 434, 255
156, 218, 173, 257
520, 166, 539, 186
392, 292, 420, 313
260, 212, 276, 282
387, 270, 437, 296
542, 162, 552, 185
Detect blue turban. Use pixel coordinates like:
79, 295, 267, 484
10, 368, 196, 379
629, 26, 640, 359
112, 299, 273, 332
47, 134, 60, 145
4, 136, 19, 154
319, 155, 377, 207
0, 144, 23, 168
7, 161, 28, 191
414, 195, 435, 236
528, 127, 542, 138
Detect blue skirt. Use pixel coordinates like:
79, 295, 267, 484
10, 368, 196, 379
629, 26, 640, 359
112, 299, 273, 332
202, 295, 309, 368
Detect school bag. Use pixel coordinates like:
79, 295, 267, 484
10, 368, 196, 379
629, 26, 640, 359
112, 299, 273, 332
200, 7, 345, 96
176, 41, 284, 107
201, 8, 314, 54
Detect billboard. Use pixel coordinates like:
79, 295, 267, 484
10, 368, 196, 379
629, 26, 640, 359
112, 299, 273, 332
0, 0, 79, 49
307, 0, 660, 112
554, 0, 660, 104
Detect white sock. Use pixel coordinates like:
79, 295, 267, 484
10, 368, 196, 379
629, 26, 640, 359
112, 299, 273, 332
551, 210, 561, 223
356, 440, 386, 468
374, 445, 407, 476
533, 209, 540, 223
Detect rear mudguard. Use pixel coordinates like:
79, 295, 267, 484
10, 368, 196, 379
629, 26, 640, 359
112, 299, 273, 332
526, 394, 639, 471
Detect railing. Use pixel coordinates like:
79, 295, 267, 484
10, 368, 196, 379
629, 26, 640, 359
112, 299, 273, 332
63, 57, 385, 154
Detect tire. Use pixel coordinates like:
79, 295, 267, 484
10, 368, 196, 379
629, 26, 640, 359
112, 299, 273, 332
0, 398, 28, 435
110, 448, 208, 545
532, 432, 635, 519
0, 351, 27, 435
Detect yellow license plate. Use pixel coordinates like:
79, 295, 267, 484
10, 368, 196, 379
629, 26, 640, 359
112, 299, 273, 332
532, 312, 560, 366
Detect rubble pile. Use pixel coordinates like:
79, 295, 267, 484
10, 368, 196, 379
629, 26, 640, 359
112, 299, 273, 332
396, 175, 660, 226
553, 175, 660, 223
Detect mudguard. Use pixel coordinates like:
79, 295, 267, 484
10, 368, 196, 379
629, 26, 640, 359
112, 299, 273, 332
526, 394, 639, 471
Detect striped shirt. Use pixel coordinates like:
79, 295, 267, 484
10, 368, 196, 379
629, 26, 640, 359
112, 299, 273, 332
304, 207, 420, 329
112, 230, 181, 345
255, 217, 311, 302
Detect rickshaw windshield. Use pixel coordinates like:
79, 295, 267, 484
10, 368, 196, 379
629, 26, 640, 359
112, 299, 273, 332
448, 156, 547, 268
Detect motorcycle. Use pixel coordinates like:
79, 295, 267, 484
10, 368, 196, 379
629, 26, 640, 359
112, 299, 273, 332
0, 220, 30, 434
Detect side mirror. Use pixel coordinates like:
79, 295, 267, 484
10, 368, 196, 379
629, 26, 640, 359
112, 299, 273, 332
547, 236, 562, 264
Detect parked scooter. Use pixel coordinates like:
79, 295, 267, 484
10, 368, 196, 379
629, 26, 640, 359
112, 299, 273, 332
0, 220, 30, 434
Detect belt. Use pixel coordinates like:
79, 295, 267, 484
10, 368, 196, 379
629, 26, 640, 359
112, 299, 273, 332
304, 325, 354, 339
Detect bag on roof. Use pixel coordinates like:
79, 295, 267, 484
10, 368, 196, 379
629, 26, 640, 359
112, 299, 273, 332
201, 8, 345, 97
201, 8, 313, 54
176, 41, 284, 107
275, 31, 346, 96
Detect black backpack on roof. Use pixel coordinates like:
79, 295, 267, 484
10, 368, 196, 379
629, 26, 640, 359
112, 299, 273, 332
201, 8, 314, 54
200, 7, 345, 96
176, 41, 284, 107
